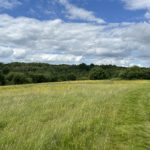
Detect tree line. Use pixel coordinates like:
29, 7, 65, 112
0, 62, 150, 85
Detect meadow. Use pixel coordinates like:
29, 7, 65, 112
0, 80, 150, 150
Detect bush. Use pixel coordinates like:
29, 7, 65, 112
89, 67, 108, 80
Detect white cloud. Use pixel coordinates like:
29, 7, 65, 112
145, 11, 150, 19
0, 0, 21, 9
13, 48, 27, 59
0, 46, 13, 57
25, 54, 83, 63
58, 0, 105, 24
122, 0, 150, 10
0, 14, 150, 66
122, 0, 150, 20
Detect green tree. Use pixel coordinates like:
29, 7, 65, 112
0, 73, 5, 85
31, 74, 49, 83
6, 72, 30, 84
67, 73, 76, 81
2, 66, 10, 74
89, 67, 108, 80
78, 63, 89, 71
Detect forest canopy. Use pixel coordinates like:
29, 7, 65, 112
0, 62, 150, 85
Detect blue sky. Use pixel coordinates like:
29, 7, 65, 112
0, 0, 147, 22
0, 0, 150, 66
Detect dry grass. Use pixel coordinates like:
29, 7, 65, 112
0, 80, 150, 150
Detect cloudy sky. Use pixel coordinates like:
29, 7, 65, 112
0, 0, 150, 66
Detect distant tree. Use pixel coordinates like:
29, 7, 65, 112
67, 73, 76, 81
0, 62, 149, 86
89, 63, 95, 69
31, 74, 49, 83
13, 73, 30, 84
30, 74, 58, 83
142, 69, 150, 79
119, 66, 148, 79
0, 63, 3, 66
119, 70, 127, 79
2, 66, 10, 74
6, 72, 30, 84
89, 67, 108, 80
49, 74, 58, 82
58, 75, 67, 81
0, 73, 5, 85
78, 63, 89, 71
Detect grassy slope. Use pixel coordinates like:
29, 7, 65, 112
0, 81, 150, 150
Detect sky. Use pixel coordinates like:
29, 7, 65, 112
0, 0, 150, 66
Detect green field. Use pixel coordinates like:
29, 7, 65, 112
0, 81, 150, 150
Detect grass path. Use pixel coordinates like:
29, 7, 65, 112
0, 81, 150, 150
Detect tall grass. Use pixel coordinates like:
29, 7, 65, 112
0, 80, 150, 150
